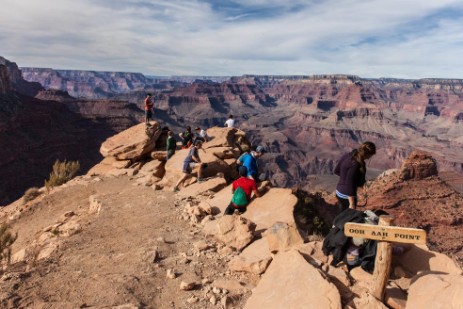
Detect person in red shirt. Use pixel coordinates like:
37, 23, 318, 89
224, 166, 261, 215
144, 93, 154, 126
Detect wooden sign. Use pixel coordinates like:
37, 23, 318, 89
344, 222, 426, 244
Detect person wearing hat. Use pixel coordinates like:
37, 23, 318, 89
237, 145, 265, 182
224, 166, 261, 215
144, 93, 154, 126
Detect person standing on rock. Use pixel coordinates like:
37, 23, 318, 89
224, 166, 261, 215
144, 93, 154, 126
334, 141, 376, 212
166, 130, 177, 160
224, 115, 235, 128
173, 140, 207, 192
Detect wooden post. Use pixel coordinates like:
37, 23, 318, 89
371, 215, 394, 300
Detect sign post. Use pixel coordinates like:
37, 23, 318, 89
344, 215, 426, 301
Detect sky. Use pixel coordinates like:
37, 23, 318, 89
2, 0, 463, 78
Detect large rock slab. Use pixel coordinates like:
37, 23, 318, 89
177, 177, 227, 197
406, 273, 463, 309
394, 244, 462, 276
242, 188, 298, 233
228, 238, 273, 275
245, 249, 341, 309
206, 184, 233, 216
100, 122, 162, 160
203, 127, 245, 149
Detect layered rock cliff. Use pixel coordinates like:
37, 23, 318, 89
0, 58, 141, 205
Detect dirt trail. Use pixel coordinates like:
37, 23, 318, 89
1, 175, 254, 308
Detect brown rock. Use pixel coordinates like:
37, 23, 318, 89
264, 221, 304, 253
228, 238, 273, 275
242, 188, 298, 233
399, 151, 438, 180
100, 122, 162, 160
216, 215, 256, 251
407, 273, 463, 309
245, 249, 341, 309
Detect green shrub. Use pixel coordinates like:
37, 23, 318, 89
293, 190, 330, 236
45, 160, 80, 191
23, 187, 41, 204
0, 223, 17, 265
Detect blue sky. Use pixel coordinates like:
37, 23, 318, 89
2, 0, 463, 78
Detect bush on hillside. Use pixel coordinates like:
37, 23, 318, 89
45, 160, 80, 192
293, 190, 330, 237
23, 187, 41, 204
0, 223, 17, 266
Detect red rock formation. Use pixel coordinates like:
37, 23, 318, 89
399, 151, 438, 180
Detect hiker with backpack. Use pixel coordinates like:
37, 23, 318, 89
224, 166, 261, 215
173, 140, 207, 192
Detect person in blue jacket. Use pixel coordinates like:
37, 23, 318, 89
237, 145, 265, 182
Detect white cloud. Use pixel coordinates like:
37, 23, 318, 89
1, 0, 463, 77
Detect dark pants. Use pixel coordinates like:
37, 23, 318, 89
166, 149, 175, 160
336, 195, 357, 214
224, 203, 247, 215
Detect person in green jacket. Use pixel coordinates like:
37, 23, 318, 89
166, 130, 177, 160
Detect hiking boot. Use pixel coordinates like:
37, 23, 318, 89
172, 186, 179, 192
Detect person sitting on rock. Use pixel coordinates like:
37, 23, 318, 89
237, 145, 265, 182
179, 126, 193, 149
224, 114, 235, 128
224, 166, 261, 215
194, 126, 208, 143
173, 140, 207, 192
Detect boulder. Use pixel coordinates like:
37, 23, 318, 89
214, 215, 256, 251
394, 244, 462, 276
245, 249, 341, 309
406, 273, 463, 309
100, 122, 162, 160
140, 159, 165, 178
203, 127, 243, 149
228, 238, 273, 275
264, 221, 304, 253
242, 188, 298, 234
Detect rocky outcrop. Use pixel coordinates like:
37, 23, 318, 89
0, 56, 43, 96
399, 150, 438, 180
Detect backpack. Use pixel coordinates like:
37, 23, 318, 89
231, 187, 248, 207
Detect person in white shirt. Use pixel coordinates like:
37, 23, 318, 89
224, 115, 235, 128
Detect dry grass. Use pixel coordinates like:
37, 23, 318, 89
23, 187, 41, 204
45, 160, 80, 192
